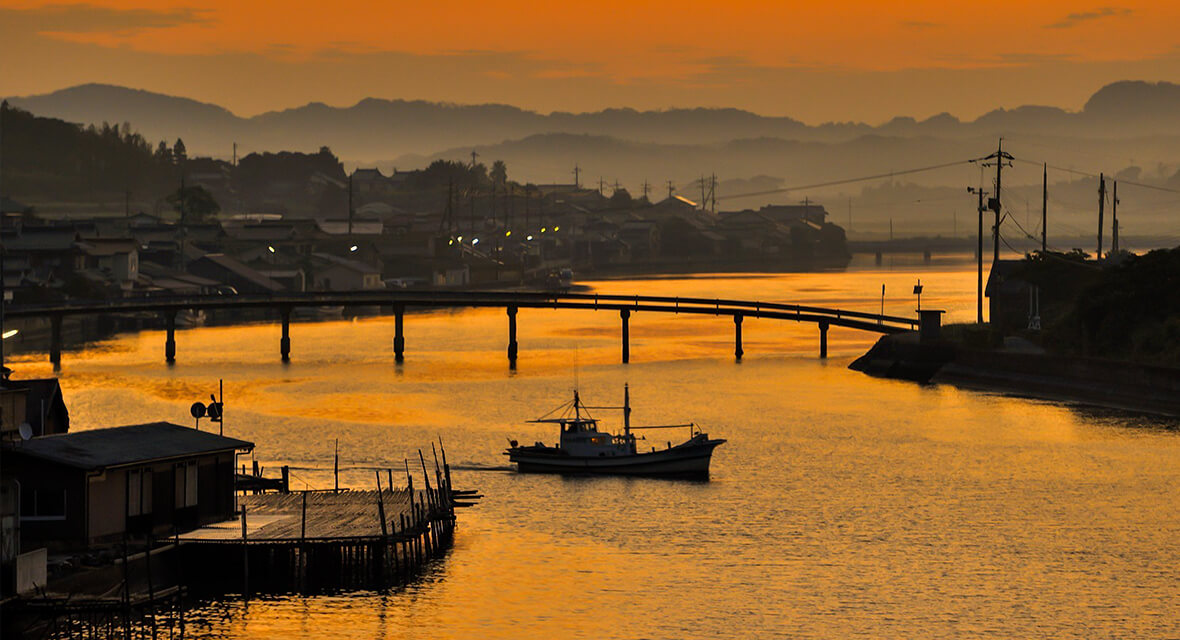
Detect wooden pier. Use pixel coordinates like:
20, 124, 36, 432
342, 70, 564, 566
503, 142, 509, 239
179, 476, 460, 595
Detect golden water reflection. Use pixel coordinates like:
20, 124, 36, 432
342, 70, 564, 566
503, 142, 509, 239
10, 262, 1179, 638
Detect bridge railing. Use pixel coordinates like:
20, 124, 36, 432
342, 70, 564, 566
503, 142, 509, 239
6, 289, 918, 328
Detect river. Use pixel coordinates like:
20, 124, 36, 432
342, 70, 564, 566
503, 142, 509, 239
11, 255, 1179, 639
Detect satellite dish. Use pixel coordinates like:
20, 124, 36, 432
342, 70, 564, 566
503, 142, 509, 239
190, 402, 207, 419
207, 402, 222, 421
18, 422, 33, 440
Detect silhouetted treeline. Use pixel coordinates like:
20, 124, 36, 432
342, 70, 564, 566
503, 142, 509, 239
0, 102, 181, 199
1021, 248, 1180, 363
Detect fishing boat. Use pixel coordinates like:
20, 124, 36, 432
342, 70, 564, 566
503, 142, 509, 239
505, 385, 725, 478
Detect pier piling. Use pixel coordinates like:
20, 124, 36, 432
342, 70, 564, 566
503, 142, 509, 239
620, 309, 631, 363
507, 305, 518, 367
165, 312, 177, 363
280, 306, 291, 362
734, 313, 744, 361
49, 313, 62, 369
819, 321, 829, 359
393, 304, 405, 363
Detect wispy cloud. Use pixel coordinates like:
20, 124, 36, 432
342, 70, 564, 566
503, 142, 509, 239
2, 3, 212, 37
1047, 7, 1132, 29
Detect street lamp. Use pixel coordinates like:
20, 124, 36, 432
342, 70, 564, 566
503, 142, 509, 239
913, 279, 923, 313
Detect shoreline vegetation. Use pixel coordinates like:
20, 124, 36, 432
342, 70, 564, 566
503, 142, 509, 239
851, 247, 1180, 417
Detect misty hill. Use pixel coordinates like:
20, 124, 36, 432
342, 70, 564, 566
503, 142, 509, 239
8, 81, 1180, 163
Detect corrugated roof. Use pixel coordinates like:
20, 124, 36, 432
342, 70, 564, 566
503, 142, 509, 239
8, 422, 253, 470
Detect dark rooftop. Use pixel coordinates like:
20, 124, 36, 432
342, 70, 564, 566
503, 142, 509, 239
8, 422, 253, 470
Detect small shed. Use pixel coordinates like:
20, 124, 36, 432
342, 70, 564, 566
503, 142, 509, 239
2, 423, 253, 550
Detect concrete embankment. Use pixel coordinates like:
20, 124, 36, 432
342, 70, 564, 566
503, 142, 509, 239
852, 333, 1180, 416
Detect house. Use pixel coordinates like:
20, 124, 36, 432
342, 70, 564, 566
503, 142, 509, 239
187, 254, 286, 294
310, 253, 383, 290
77, 238, 139, 288
1, 423, 252, 550
0, 377, 69, 441
617, 221, 661, 259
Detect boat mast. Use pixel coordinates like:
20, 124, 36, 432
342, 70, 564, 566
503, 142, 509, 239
573, 389, 580, 422
624, 384, 631, 438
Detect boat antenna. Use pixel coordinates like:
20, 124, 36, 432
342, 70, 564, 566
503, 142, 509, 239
624, 383, 631, 438
573, 345, 579, 393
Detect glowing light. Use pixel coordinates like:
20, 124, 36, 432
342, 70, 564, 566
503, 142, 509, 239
527, 235, 534, 241
267, 246, 276, 253
448, 239, 454, 246
349, 245, 358, 252
2, 329, 18, 340
472, 238, 480, 245
541, 227, 547, 233
457, 236, 463, 242
554, 226, 560, 232
505, 230, 512, 237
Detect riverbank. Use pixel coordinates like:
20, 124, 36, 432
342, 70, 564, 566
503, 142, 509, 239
851, 332, 1180, 417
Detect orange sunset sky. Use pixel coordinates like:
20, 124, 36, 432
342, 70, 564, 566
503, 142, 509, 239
3, 0, 1179, 122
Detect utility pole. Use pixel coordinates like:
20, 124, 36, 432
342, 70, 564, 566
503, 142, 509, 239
1111, 180, 1119, 253
470, 150, 479, 169
1097, 173, 1106, 259
982, 139, 1013, 269
572, 164, 580, 188
347, 171, 353, 235
641, 180, 651, 201
233, 142, 238, 167
967, 185, 988, 324
699, 174, 707, 208
666, 180, 675, 199
598, 176, 605, 196
1041, 162, 1048, 252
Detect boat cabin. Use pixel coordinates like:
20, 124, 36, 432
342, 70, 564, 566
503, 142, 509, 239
555, 418, 636, 457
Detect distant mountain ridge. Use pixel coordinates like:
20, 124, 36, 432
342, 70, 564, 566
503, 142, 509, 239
7, 81, 1180, 162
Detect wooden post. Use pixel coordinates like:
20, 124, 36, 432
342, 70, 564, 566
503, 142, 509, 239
281, 465, 290, 493
334, 439, 339, 493
375, 473, 389, 538
49, 313, 63, 368
819, 321, 829, 359
165, 311, 177, 363
506, 305, 518, 367
393, 304, 405, 363
280, 306, 291, 362
733, 313, 744, 361
620, 308, 630, 363
240, 506, 249, 599
300, 491, 307, 542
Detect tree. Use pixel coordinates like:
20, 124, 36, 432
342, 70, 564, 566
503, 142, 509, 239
167, 185, 220, 222
490, 160, 508, 187
173, 138, 187, 164
155, 140, 173, 164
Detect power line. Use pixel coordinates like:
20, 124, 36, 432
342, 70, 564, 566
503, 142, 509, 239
714, 158, 977, 202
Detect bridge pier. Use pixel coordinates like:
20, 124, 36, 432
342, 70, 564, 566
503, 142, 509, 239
280, 306, 291, 362
733, 313, 744, 361
818, 321, 829, 359
506, 306, 518, 367
49, 314, 62, 370
620, 309, 631, 364
393, 305, 405, 363
165, 312, 177, 364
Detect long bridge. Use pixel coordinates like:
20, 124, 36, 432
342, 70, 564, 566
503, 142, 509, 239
5, 290, 924, 367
